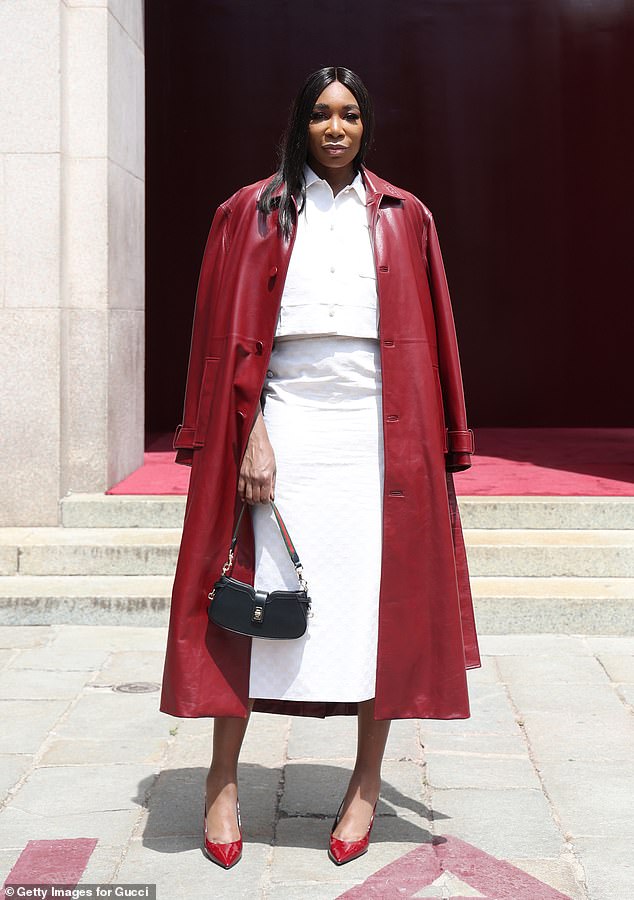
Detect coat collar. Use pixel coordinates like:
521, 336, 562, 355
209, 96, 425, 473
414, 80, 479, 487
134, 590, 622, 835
359, 164, 406, 203
258, 163, 406, 206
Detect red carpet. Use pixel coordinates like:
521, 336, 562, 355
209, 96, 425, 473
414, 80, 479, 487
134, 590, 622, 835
106, 428, 634, 496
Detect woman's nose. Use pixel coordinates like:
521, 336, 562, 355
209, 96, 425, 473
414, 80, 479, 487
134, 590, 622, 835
326, 115, 344, 137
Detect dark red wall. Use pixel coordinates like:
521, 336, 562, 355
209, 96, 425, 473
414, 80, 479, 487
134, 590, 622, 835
145, 1, 634, 433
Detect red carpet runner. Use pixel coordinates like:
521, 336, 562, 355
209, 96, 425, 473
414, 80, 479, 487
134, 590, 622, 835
107, 428, 634, 497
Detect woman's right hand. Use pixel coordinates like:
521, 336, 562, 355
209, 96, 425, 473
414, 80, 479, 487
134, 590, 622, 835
238, 407, 277, 504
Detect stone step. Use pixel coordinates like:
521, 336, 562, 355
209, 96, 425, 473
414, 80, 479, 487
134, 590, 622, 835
60, 493, 634, 530
457, 496, 634, 530
0, 574, 631, 631
61, 494, 187, 529
0, 575, 172, 625
2, 526, 633, 577
0, 527, 182, 576
464, 529, 634, 577
471, 576, 634, 634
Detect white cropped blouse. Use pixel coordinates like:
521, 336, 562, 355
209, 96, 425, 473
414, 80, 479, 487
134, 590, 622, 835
274, 163, 379, 340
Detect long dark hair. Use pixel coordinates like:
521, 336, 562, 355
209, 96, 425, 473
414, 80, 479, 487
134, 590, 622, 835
258, 66, 375, 240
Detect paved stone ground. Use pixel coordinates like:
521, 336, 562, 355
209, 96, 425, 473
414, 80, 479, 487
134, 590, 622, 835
1, 626, 633, 899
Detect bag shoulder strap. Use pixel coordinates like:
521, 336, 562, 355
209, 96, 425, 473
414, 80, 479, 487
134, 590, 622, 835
225, 499, 307, 590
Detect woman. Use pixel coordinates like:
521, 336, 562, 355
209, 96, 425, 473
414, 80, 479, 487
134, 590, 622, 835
160, 66, 481, 870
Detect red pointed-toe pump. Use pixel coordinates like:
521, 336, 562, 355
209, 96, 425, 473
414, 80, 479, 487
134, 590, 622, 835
203, 796, 243, 869
328, 795, 379, 865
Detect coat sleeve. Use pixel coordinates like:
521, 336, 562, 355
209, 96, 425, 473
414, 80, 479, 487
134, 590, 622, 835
425, 211, 475, 473
173, 203, 230, 466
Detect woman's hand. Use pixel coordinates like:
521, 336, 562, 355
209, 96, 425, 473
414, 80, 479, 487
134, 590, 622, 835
238, 407, 276, 504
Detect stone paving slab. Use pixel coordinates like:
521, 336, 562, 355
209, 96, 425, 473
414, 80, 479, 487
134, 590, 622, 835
0, 754, 32, 799
421, 681, 522, 734
0, 649, 15, 668
593, 653, 634, 681
0, 667, 92, 699
1, 625, 634, 899
269, 817, 422, 883
495, 653, 608, 684
0, 807, 141, 850
479, 634, 595, 656
506, 857, 586, 900
584, 635, 634, 654
91, 649, 166, 685
0, 625, 53, 648
421, 730, 529, 755
42, 624, 168, 651
7, 644, 110, 670
0, 698, 69, 753
425, 749, 538, 790
117, 835, 273, 900
619, 682, 634, 706
572, 836, 634, 899
78, 842, 123, 885
431, 786, 563, 857
53, 692, 172, 742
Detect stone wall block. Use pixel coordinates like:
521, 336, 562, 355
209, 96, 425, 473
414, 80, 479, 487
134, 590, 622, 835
63, 3, 108, 159
0, 309, 60, 526
107, 11, 145, 179
60, 307, 108, 493
0, 1, 60, 153
5, 154, 61, 308
108, 160, 144, 310
62, 157, 108, 309
109, 0, 144, 51
107, 308, 144, 487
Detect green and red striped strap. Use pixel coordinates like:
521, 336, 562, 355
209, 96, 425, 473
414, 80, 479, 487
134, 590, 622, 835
228, 498, 304, 580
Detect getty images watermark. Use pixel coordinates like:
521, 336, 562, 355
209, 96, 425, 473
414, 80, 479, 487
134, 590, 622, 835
3, 887, 156, 899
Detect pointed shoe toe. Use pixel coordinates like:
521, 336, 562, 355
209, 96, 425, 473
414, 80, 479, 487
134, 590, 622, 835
328, 834, 370, 865
203, 838, 242, 869
328, 796, 378, 866
203, 797, 243, 869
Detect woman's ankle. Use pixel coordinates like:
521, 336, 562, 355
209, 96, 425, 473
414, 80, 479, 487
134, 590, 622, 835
344, 770, 380, 802
206, 765, 238, 790
205, 775, 239, 818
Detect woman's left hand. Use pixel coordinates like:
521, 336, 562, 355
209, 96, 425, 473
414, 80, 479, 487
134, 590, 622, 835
238, 407, 277, 504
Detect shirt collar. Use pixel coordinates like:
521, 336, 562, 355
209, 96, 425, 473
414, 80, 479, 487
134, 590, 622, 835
303, 162, 366, 205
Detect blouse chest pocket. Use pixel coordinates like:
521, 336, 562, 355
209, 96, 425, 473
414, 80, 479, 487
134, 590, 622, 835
353, 221, 377, 282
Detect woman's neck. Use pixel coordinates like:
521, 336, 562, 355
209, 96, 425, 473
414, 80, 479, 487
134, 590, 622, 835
306, 158, 357, 197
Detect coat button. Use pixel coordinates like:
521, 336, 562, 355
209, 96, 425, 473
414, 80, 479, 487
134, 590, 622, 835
255, 341, 263, 354
269, 266, 278, 278
266, 369, 274, 377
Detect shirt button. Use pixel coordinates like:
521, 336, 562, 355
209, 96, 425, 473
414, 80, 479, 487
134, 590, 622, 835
330, 223, 335, 231
329, 308, 335, 317
330, 265, 335, 273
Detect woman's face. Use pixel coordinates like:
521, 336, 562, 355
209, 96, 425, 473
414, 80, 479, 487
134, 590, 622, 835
306, 81, 363, 173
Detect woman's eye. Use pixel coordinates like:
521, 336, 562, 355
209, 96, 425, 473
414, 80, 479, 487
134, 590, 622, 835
346, 114, 360, 122
310, 112, 326, 121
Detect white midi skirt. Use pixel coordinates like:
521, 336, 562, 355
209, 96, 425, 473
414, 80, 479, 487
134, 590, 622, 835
248, 335, 385, 703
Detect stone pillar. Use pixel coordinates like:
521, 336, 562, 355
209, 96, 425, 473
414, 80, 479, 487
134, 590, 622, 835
0, 0, 145, 526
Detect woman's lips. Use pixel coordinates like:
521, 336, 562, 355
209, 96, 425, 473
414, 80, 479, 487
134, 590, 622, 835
323, 146, 348, 155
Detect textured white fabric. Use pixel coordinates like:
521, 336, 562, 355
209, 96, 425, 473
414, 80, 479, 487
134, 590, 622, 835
248, 335, 384, 702
274, 164, 380, 340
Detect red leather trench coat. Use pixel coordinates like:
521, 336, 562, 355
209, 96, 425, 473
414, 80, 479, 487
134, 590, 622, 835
160, 164, 481, 722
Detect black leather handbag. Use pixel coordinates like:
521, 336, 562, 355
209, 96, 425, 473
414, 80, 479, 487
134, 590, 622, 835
208, 499, 312, 639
